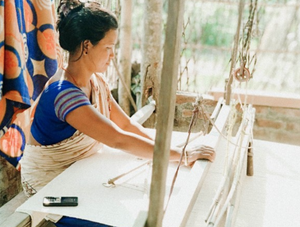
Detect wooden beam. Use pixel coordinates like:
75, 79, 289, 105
146, 0, 185, 227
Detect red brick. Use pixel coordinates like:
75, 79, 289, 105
269, 107, 300, 118
253, 128, 269, 140
176, 92, 197, 104
255, 118, 284, 129
182, 109, 193, 118
286, 122, 300, 133
253, 105, 270, 115
274, 132, 300, 146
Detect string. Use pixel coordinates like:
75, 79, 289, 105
201, 102, 253, 150
163, 96, 202, 214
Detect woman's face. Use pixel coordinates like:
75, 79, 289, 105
88, 29, 118, 73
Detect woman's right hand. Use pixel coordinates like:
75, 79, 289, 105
186, 144, 216, 165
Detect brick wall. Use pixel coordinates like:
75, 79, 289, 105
0, 156, 22, 207
173, 91, 300, 146
173, 92, 217, 133
253, 106, 300, 145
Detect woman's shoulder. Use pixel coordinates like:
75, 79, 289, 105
41, 80, 81, 105
43, 69, 77, 92
44, 80, 77, 95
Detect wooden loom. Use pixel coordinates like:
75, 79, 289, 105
138, 0, 255, 226
2, 97, 255, 227
1, 0, 257, 226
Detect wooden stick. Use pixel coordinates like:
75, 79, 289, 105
247, 141, 254, 176
146, 0, 185, 226
103, 160, 151, 187
112, 58, 137, 112
205, 175, 228, 224
206, 103, 239, 224
225, 0, 245, 105
212, 106, 255, 226
224, 150, 246, 227
210, 97, 224, 121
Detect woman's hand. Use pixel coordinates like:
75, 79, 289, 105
186, 144, 216, 165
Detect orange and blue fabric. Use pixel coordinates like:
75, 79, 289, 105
0, 0, 61, 168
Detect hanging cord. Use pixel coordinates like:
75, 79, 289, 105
206, 103, 249, 226
201, 102, 253, 150
225, 0, 245, 105
232, 0, 258, 112
206, 105, 255, 226
210, 106, 255, 227
240, 0, 258, 71
164, 95, 205, 213
207, 111, 246, 226
205, 101, 238, 224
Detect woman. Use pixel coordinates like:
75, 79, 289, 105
20, 0, 215, 225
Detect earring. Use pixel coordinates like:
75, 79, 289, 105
85, 45, 88, 55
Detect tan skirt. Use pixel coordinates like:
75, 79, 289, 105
20, 131, 102, 197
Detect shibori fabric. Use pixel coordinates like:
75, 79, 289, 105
0, 0, 62, 168
20, 73, 111, 197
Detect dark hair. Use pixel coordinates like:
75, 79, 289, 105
56, 0, 118, 56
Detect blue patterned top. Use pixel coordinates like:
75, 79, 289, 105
31, 81, 91, 145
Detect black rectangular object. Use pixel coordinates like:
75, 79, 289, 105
43, 196, 78, 207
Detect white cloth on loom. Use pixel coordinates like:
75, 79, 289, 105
20, 73, 111, 197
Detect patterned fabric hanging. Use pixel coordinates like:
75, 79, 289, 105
0, 0, 62, 168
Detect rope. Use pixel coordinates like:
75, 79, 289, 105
201, 102, 253, 150
211, 106, 254, 227
164, 95, 203, 214
205, 101, 238, 224
225, 0, 245, 105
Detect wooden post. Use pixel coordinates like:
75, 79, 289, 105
145, 0, 185, 227
140, 0, 163, 109
225, 0, 244, 105
118, 0, 133, 115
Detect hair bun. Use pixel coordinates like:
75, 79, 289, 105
57, 0, 83, 18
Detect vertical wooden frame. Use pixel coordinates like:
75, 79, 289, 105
146, 0, 185, 227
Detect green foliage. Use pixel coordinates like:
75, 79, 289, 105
199, 8, 236, 47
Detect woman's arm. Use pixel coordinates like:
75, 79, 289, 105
109, 95, 155, 141
65, 104, 180, 160
66, 104, 215, 163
